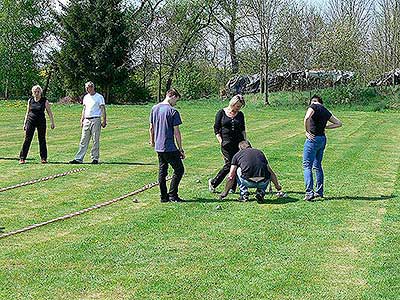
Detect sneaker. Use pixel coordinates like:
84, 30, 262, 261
304, 193, 315, 201
19, 159, 26, 164
238, 193, 249, 202
69, 159, 82, 164
91, 159, 99, 164
208, 179, 216, 193
313, 192, 323, 199
229, 189, 236, 194
276, 191, 288, 198
41, 159, 47, 164
169, 195, 185, 202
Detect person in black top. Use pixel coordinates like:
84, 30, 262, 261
19, 85, 55, 164
208, 94, 246, 193
303, 95, 342, 201
220, 140, 284, 202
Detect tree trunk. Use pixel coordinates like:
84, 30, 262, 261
264, 39, 270, 105
228, 32, 239, 74
43, 69, 52, 97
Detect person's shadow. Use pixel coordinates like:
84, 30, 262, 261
186, 194, 299, 204
285, 190, 396, 202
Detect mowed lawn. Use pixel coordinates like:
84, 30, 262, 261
0, 100, 399, 300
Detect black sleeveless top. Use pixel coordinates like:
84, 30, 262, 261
28, 97, 46, 119
214, 109, 246, 147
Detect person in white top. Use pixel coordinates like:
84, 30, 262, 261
70, 81, 107, 164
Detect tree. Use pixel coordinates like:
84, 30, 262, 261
0, 0, 52, 99
247, 0, 284, 104
56, 0, 129, 102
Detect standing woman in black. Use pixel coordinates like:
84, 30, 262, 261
19, 85, 55, 164
209, 94, 246, 192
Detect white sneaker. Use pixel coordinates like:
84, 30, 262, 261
276, 191, 287, 198
208, 179, 216, 193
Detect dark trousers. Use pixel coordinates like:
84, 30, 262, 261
158, 151, 185, 199
211, 143, 239, 189
20, 117, 47, 160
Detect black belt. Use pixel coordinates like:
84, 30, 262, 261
86, 116, 100, 119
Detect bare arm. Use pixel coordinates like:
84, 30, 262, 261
267, 165, 282, 191
174, 125, 185, 159
23, 101, 30, 130
80, 106, 85, 127
220, 165, 237, 198
45, 100, 55, 129
101, 105, 107, 128
326, 114, 342, 129
215, 133, 222, 145
304, 107, 315, 140
149, 124, 154, 147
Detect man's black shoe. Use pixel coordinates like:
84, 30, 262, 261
69, 159, 82, 164
169, 196, 185, 202
160, 198, 170, 203
91, 159, 99, 164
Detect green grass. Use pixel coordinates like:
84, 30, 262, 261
1, 100, 400, 299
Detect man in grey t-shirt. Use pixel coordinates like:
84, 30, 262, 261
149, 89, 185, 202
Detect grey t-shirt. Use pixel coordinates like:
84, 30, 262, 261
150, 103, 182, 152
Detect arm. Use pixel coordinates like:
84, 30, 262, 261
326, 114, 342, 129
220, 165, 237, 198
304, 107, 315, 140
23, 101, 30, 130
174, 125, 185, 159
214, 110, 223, 145
45, 100, 55, 129
80, 106, 85, 127
149, 123, 155, 147
267, 165, 282, 191
101, 105, 107, 128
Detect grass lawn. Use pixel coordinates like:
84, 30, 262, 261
0, 99, 399, 299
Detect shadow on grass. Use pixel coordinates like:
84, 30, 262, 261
0, 157, 34, 161
46, 161, 155, 166
326, 195, 396, 201
186, 195, 299, 204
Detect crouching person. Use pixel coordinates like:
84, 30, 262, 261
220, 140, 284, 202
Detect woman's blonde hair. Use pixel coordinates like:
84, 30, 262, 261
229, 94, 245, 108
31, 85, 43, 95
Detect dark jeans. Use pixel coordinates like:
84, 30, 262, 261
211, 143, 239, 189
20, 117, 47, 160
158, 151, 185, 199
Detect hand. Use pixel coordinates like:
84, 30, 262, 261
306, 131, 315, 140
275, 184, 282, 191
80, 120, 84, 127
101, 121, 107, 128
179, 149, 185, 159
149, 141, 155, 147
51, 123, 55, 129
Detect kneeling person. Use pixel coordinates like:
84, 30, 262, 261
221, 140, 283, 202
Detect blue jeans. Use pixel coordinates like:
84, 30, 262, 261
237, 168, 269, 196
303, 136, 326, 196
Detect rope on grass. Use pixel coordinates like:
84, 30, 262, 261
0, 177, 170, 239
0, 168, 86, 193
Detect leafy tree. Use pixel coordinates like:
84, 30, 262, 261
56, 0, 129, 102
0, 0, 52, 99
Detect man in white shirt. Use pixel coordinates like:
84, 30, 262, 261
70, 81, 107, 164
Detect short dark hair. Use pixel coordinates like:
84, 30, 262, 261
310, 94, 323, 104
166, 88, 181, 98
239, 140, 252, 150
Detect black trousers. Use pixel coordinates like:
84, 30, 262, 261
158, 151, 185, 199
211, 143, 239, 189
20, 117, 47, 160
